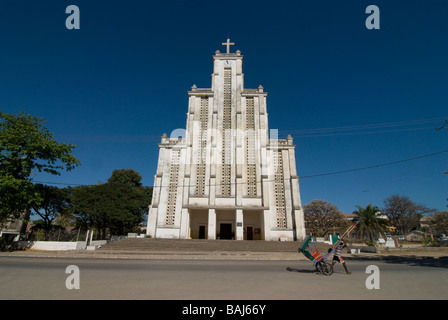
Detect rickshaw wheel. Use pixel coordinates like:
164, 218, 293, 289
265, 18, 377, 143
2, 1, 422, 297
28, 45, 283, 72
316, 261, 333, 276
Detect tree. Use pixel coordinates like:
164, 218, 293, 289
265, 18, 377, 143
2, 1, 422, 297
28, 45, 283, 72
69, 169, 152, 237
303, 200, 348, 237
107, 168, 143, 187
425, 211, 448, 236
69, 184, 111, 239
383, 195, 434, 234
0, 111, 80, 225
353, 203, 389, 243
106, 169, 152, 235
30, 184, 70, 240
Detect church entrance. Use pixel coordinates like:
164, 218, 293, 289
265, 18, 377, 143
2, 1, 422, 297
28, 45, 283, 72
246, 226, 254, 240
219, 223, 233, 240
243, 210, 264, 240
189, 209, 208, 239
198, 225, 206, 239
216, 210, 235, 240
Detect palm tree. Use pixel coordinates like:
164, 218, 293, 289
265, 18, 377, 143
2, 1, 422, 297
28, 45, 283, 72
354, 203, 390, 244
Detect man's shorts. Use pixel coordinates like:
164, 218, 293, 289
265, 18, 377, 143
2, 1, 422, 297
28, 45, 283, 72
333, 255, 345, 263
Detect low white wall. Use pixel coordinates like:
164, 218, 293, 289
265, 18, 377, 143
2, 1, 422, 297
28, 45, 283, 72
76, 241, 88, 249
19, 241, 87, 251
90, 240, 107, 246
155, 228, 180, 239
266, 230, 294, 241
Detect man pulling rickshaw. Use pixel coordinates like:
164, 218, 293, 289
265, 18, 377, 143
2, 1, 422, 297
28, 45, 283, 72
298, 221, 358, 275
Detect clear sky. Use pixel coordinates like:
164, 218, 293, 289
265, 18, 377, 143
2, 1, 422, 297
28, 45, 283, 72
1, 0, 447, 214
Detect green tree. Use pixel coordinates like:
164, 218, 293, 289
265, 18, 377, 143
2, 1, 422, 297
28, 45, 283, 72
69, 169, 152, 237
0, 111, 80, 225
107, 168, 143, 187
353, 203, 390, 243
30, 184, 70, 240
303, 199, 348, 237
106, 169, 152, 235
69, 184, 110, 239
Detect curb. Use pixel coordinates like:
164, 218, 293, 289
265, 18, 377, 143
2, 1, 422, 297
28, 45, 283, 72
0, 250, 306, 261
2, 248, 447, 261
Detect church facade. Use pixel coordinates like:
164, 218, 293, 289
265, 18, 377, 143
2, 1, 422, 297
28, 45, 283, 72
146, 40, 306, 241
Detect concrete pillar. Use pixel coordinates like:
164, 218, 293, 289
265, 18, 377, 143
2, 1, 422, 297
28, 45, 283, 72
146, 205, 157, 238
180, 208, 190, 239
208, 209, 216, 240
236, 209, 244, 240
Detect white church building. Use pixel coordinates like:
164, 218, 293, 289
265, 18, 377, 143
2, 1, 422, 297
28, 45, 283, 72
146, 40, 306, 241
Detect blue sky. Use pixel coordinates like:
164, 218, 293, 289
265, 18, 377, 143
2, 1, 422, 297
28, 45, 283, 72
1, 0, 447, 214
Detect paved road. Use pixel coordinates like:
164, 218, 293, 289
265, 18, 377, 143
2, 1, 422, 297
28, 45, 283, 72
0, 256, 446, 300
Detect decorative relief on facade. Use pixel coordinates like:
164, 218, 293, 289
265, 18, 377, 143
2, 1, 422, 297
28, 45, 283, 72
221, 68, 232, 196
273, 151, 287, 228
245, 98, 257, 196
195, 98, 208, 196
165, 149, 180, 225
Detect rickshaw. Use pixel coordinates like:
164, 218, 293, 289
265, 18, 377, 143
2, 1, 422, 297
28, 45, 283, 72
298, 221, 359, 275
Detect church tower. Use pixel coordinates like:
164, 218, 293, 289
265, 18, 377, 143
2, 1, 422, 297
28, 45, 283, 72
146, 40, 306, 241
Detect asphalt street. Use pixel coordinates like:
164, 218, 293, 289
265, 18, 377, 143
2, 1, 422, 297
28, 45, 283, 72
0, 256, 446, 300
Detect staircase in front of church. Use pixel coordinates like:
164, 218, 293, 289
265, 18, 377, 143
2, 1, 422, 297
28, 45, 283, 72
96, 238, 330, 256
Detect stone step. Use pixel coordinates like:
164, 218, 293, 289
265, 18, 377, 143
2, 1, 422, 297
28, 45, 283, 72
98, 238, 331, 253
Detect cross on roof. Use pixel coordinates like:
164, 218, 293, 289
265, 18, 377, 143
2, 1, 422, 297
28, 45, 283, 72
222, 38, 235, 54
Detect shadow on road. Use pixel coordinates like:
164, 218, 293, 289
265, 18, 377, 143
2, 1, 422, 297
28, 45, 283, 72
343, 255, 448, 268
286, 266, 317, 274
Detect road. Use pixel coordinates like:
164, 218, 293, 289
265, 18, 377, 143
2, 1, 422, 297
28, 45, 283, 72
0, 256, 447, 300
